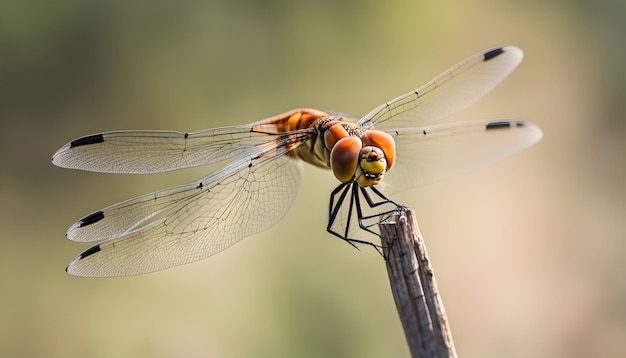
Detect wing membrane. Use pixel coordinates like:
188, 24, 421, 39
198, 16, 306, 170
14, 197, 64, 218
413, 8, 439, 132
52, 123, 315, 174
357, 46, 524, 131
382, 119, 542, 192
66, 144, 304, 277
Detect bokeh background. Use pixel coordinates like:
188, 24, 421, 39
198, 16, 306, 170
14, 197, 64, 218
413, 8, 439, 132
2, 0, 625, 357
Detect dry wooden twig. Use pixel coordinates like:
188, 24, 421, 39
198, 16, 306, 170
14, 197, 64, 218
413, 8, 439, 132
379, 207, 457, 358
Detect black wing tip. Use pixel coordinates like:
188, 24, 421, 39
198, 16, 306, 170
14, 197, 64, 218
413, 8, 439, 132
79, 244, 101, 260
483, 47, 505, 61
485, 121, 526, 130
70, 134, 104, 148
66, 244, 101, 273
79, 211, 105, 227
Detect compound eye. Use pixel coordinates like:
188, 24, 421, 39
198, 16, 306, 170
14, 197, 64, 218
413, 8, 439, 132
330, 136, 362, 183
324, 123, 351, 150
360, 130, 395, 170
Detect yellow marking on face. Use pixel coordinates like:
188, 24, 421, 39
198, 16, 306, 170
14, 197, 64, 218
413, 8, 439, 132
355, 146, 387, 187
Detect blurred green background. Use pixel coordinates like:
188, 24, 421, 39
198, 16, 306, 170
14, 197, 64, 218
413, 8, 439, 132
2, 0, 625, 357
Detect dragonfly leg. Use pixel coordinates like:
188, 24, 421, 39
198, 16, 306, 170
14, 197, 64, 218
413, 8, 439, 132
327, 182, 382, 254
327, 182, 353, 240
363, 185, 402, 208
357, 186, 405, 233
355, 189, 412, 259
326, 181, 412, 256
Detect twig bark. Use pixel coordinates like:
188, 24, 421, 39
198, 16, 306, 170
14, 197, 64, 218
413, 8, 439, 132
379, 207, 457, 358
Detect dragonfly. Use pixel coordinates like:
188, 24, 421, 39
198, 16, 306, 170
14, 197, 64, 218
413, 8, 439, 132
53, 45, 542, 277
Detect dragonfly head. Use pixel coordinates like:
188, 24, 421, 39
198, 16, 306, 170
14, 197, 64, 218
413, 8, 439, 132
355, 146, 387, 186
356, 130, 395, 186
329, 129, 395, 187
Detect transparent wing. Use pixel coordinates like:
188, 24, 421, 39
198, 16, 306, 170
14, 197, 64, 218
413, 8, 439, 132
66, 147, 304, 277
381, 119, 543, 193
357, 46, 524, 131
52, 122, 315, 174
